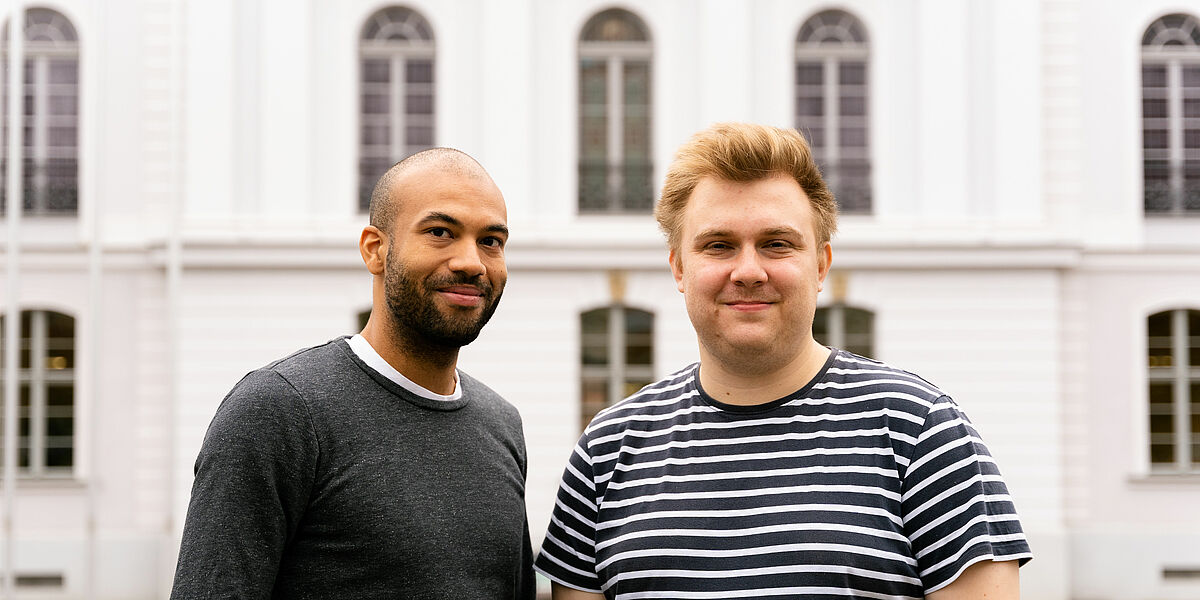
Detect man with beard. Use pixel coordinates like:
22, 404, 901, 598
171, 148, 535, 600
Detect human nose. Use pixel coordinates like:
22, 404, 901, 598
447, 239, 486, 277
729, 247, 766, 286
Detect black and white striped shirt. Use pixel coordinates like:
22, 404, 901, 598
535, 349, 1031, 599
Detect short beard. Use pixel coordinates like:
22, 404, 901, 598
383, 246, 503, 353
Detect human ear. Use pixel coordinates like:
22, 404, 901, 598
669, 248, 685, 293
360, 226, 387, 275
816, 242, 832, 291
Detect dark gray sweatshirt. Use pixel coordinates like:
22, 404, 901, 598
170, 337, 535, 599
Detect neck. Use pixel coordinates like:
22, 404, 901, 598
361, 319, 460, 395
698, 340, 830, 406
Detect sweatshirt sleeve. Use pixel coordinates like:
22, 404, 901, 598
170, 369, 319, 600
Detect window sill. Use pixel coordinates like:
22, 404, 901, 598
1128, 472, 1200, 485
0, 476, 83, 491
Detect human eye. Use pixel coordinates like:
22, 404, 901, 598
426, 226, 452, 239
480, 235, 506, 249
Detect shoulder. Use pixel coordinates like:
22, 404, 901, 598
262, 337, 354, 383
581, 363, 700, 446
458, 370, 523, 424
213, 339, 352, 432
822, 349, 947, 414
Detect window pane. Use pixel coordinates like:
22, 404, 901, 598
620, 160, 653, 211
1150, 413, 1174, 434
44, 159, 78, 212
625, 308, 654, 367
405, 125, 433, 146
362, 59, 389, 83
1150, 382, 1174, 406
581, 309, 609, 366
406, 93, 433, 115
626, 309, 652, 334
46, 385, 74, 469
580, 58, 608, 163
844, 308, 873, 334
836, 159, 872, 213
796, 96, 823, 116
1144, 160, 1171, 212
1184, 66, 1200, 88
18, 385, 29, 468
361, 125, 388, 146
839, 95, 866, 117
580, 378, 608, 430
623, 379, 651, 397
840, 127, 867, 148
1149, 310, 1173, 336
1187, 99, 1200, 118
839, 63, 866, 85
1143, 129, 1168, 148
1143, 65, 1168, 88
582, 308, 609, 334
1151, 443, 1175, 464
405, 60, 433, 85
578, 161, 608, 212
625, 343, 652, 366
1186, 161, 1200, 211
362, 93, 388, 115
812, 308, 829, 345
1191, 309, 1200, 365
796, 62, 823, 86
48, 60, 77, 85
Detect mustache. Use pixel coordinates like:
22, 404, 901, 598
425, 273, 495, 297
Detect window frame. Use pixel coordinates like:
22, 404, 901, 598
580, 304, 654, 430
813, 303, 874, 359
1147, 308, 1200, 472
795, 9, 871, 214
1, 7, 80, 216
1, 309, 76, 478
577, 8, 653, 214
358, 6, 436, 212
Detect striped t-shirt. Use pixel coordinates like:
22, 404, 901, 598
535, 349, 1032, 599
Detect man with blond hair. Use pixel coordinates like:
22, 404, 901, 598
535, 123, 1031, 599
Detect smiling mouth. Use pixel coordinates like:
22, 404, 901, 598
438, 285, 485, 307
725, 300, 773, 311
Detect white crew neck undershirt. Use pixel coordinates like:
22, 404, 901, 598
347, 334, 462, 402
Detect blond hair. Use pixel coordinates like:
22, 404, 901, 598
656, 122, 837, 249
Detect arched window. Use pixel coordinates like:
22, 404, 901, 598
0, 310, 75, 476
0, 8, 79, 215
578, 9, 652, 213
1142, 14, 1200, 215
814, 304, 873, 358
359, 6, 435, 212
795, 10, 870, 214
580, 305, 653, 430
1147, 309, 1200, 470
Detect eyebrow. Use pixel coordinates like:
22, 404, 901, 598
694, 226, 806, 240
418, 212, 509, 236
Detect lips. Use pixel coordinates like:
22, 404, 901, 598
720, 297, 777, 313
437, 285, 485, 307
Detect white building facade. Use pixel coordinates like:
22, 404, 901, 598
0, 1, 1196, 598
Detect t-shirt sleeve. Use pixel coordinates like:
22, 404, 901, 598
534, 434, 605, 593
901, 395, 1032, 595
169, 369, 319, 600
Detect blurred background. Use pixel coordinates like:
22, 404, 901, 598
0, 0, 1197, 598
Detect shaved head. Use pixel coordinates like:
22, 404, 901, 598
369, 147, 494, 234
